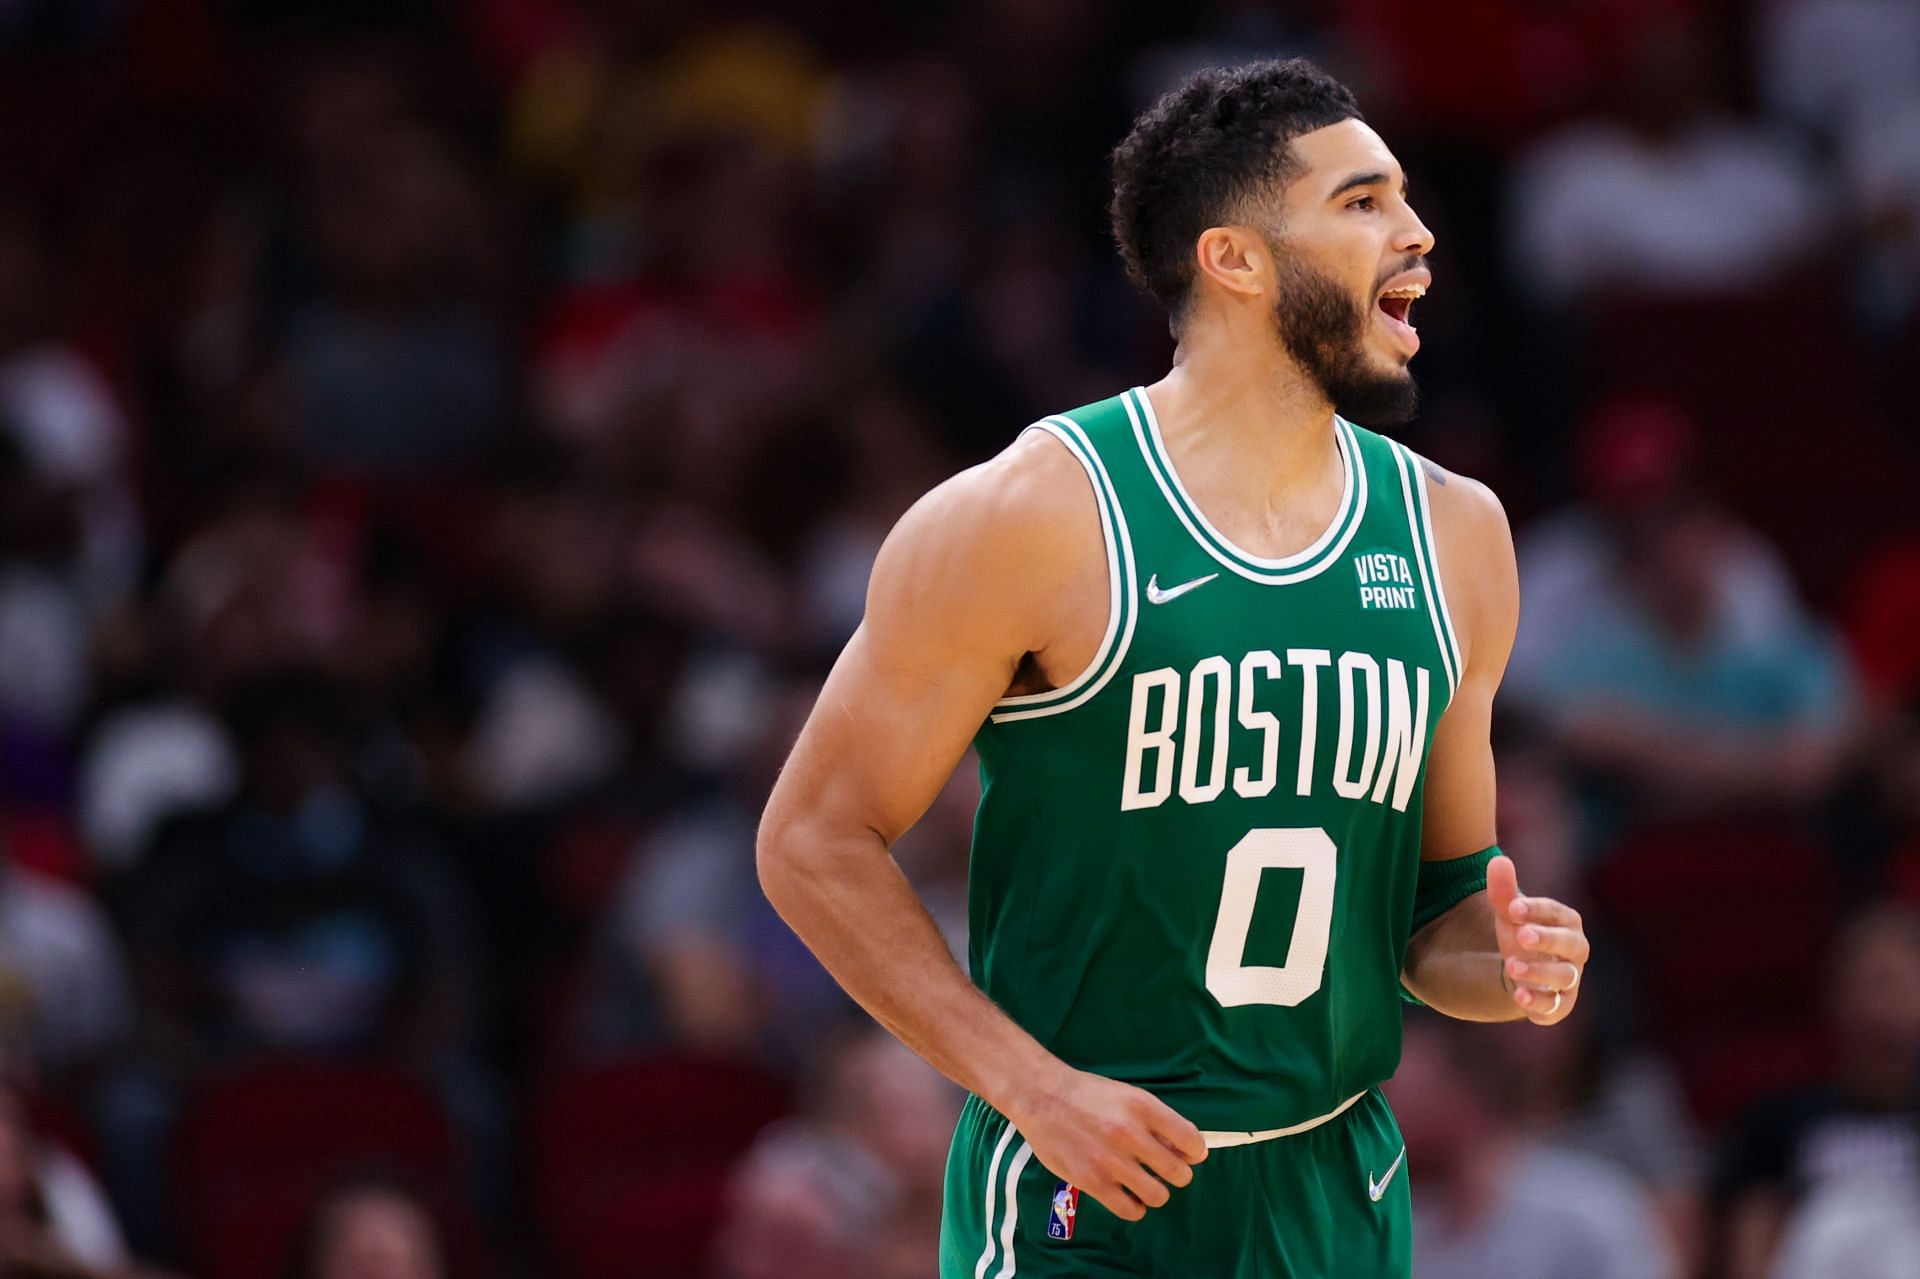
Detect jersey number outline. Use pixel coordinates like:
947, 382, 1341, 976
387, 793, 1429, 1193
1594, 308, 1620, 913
1205, 827, 1337, 1007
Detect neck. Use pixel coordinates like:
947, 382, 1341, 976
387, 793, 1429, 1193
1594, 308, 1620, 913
1143, 319, 1345, 554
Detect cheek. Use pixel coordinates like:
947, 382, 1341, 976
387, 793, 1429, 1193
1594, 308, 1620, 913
1315, 224, 1385, 298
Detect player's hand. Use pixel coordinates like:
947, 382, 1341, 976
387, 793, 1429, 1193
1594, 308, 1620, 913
1486, 854, 1588, 1026
1006, 1067, 1207, 1222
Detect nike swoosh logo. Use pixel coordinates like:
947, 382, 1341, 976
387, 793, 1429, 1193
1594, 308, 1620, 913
1368, 1146, 1407, 1202
1145, 572, 1218, 605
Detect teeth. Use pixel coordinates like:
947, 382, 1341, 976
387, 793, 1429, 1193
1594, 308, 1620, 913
1379, 283, 1426, 299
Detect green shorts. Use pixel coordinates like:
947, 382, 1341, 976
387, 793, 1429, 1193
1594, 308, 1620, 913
938, 1089, 1411, 1278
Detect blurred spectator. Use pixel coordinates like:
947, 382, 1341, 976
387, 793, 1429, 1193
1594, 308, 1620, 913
0, 429, 91, 743
891, 201, 1131, 462
1861, 700, 1920, 892
1846, 538, 1920, 714
286, 1176, 444, 1279
0, 848, 130, 1078
1827, 682, 1920, 890
1129, 2, 1344, 114
1507, 399, 1855, 821
101, 661, 491, 1256
1509, 19, 1824, 306
0, 0, 125, 50
157, 467, 355, 687
1715, 902, 1920, 1279
458, 464, 634, 811
1342, 0, 1687, 143
1492, 724, 1707, 1272
576, 650, 975, 1062
76, 702, 239, 880
125, 667, 481, 1065
1768, 1168, 1920, 1279
712, 1024, 960, 1279
1756, 0, 1920, 140
0, 1086, 125, 1278
463, 656, 624, 812
1489, 723, 1583, 899
1391, 1018, 1678, 1279
0, 206, 144, 624
1836, 90, 1920, 333
788, 387, 950, 647
75, 605, 240, 877
710, 1125, 878, 1279
576, 678, 855, 1059
1496, 983, 1707, 1271
275, 48, 510, 475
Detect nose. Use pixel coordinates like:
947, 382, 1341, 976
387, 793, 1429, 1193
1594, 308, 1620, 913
1397, 204, 1435, 258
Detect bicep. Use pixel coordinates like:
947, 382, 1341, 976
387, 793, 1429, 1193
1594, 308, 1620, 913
763, 455, 1084, 853
773, 617, 1015, 849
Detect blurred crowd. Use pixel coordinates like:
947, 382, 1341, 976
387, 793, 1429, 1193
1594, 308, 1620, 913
0, 0, 1915, 1277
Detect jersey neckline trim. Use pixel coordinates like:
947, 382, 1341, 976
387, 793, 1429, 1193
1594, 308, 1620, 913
988, 416, 1138, 723
1126, 387, 1368, 585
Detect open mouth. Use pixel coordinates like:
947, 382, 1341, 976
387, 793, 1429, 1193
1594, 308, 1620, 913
1375, 281, 1425, 350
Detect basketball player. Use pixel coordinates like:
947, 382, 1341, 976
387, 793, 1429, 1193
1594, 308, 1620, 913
758, 58, 1591, 1277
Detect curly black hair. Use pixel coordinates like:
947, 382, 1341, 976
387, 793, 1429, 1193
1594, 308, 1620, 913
1110, 58, 1362, 327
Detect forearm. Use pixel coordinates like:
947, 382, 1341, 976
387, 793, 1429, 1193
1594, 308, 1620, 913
1401, 892, 1523, 1022
758, 818, 1070, 1115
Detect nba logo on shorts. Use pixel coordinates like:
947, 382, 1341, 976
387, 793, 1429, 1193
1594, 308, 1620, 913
1047, 1181, 1078, 1240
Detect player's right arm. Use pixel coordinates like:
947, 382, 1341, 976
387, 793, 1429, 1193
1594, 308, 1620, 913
757, 432, 1206, 1221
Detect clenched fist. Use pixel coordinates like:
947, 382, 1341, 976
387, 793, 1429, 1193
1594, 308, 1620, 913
1007, 1068, 1208, 1222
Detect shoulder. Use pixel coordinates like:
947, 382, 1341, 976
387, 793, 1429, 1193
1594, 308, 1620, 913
900, 427, 1096, 548
1412, 454, 1510, 554
876, 427, 1101, 589
865, 425, 1105, 655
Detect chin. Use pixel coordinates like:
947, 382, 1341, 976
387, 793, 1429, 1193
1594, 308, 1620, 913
1331, 370, 1420, 428
1367, 339, 1415, 372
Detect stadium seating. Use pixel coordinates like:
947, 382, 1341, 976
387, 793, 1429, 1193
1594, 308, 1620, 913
1589, 285, 1919, 610
170, 1058, 463, 1279
531, 1053, 791, 1277
571, 1174, 737, 1279
1590, 817, 1838, 1128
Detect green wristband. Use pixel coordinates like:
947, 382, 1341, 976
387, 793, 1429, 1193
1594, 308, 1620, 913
1401, 845, 1501, 1006
1410, 844, 1499, 935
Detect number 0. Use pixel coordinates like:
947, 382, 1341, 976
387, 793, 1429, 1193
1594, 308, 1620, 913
1205, 827, 1337, 1007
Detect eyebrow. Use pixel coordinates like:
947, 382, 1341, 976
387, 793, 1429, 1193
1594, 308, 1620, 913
1329, 170, 1409, 199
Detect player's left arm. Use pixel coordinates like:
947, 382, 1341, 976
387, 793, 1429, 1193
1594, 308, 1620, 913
1399, 458, 1589, 1025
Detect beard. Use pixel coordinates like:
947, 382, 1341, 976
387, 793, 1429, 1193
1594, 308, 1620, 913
1269, 249, 1420, 427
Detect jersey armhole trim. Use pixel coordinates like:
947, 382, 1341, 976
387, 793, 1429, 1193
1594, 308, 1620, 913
1390, 440, 1462, 700
988, 417, 1138, 724
1411, 445, 1466, 687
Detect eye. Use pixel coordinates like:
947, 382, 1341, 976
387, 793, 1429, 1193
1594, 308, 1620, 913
1347, 195, 1377, 211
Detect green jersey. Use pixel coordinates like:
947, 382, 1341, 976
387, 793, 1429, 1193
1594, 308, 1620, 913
968, 387, 1462, 1134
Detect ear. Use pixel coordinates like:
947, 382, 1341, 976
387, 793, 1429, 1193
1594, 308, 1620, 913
1193, 225, 1270, 304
